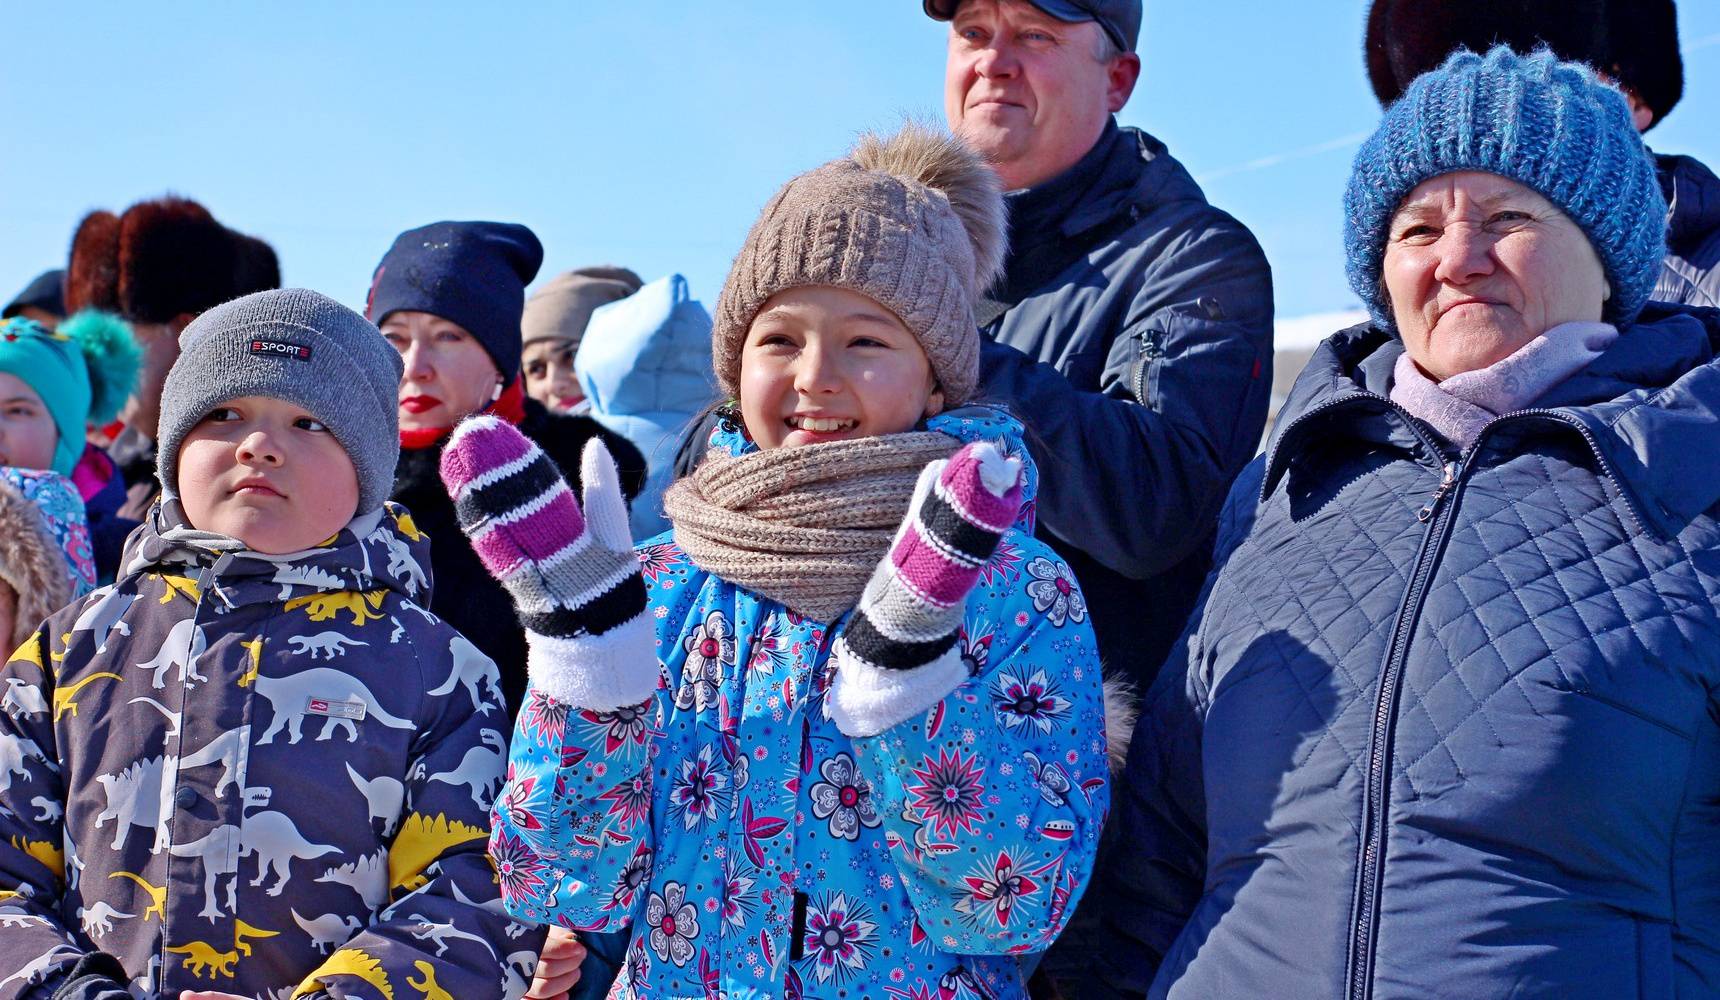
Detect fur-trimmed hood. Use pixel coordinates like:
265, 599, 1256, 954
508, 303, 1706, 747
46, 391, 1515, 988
0, 469, 93, 651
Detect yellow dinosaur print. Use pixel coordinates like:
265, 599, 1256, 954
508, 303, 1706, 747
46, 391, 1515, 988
295, 947, 394, 1000
407, 960, 454, 1000
109, 870, 166, 920
154, 573, 201, 605
6, 632, 44, 672
237, 636, 265, 687
284, 589, 388, 627
233, 918, 279, 955
53, 672, 122, 721
168, 939, 238, 979
8, 836, 61, 873
392, 508, 424, 542
388, 812, 487, 894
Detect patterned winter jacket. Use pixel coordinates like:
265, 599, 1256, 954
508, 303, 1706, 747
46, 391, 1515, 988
493, 408, 1111, 999
0, 501, 546, 999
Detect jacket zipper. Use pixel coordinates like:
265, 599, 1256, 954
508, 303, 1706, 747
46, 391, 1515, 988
1346, 457, 1463, 1000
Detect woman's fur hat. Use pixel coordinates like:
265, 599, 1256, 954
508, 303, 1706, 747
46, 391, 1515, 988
1364, 0, 1683, 128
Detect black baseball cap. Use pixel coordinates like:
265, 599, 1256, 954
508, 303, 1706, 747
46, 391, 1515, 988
924, 0, 1141, 53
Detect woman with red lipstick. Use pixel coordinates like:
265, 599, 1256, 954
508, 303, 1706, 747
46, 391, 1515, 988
368, 220, 646, 724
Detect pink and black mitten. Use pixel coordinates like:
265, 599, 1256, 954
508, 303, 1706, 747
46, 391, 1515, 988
440, 416, 656, 710
829, 440, 1024, 737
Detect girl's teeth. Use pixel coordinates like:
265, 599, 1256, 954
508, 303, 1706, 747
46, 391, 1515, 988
792, 417, 852, 433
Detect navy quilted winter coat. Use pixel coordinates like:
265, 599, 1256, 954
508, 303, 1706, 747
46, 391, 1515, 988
1093, 303, 1720, 999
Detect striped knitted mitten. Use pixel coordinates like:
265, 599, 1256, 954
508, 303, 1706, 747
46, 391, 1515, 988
829, 440, 1024, 737
439, 415, 656, 710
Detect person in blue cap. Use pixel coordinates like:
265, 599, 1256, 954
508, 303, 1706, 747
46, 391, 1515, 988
1095, 46, 1720, 998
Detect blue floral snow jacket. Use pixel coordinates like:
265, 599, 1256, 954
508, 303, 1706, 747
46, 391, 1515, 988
1093, 304, 1720, 999
493, 407, 1110, 999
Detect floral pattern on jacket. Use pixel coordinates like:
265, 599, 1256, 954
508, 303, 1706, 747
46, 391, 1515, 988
0, 502, 546, 999
494, 408, 1110, 999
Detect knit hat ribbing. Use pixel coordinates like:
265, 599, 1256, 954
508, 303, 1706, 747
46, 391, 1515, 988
1343, 45, 1667, 331
712, 124, 1005, 408
366, 221, 544, 379
156, 288, 404, 515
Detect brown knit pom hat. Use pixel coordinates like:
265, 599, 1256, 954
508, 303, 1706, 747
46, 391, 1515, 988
712, 123, 1005, 408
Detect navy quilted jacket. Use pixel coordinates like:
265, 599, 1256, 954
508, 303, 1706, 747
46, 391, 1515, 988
1093, 303, 1720, 999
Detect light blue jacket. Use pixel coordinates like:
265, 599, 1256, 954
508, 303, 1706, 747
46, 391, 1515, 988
493, 408, 1110, 999
577, 274, 716, 537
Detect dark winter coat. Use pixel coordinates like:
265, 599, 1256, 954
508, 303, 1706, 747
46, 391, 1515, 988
391, 397, 646, 719
0, 501, 543, 999
1093, 304, 1720, 999
1654, 152, 1720, 309
975, 118, 1275, 694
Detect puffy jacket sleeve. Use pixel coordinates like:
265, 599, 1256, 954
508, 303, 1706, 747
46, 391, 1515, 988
977, 220, 1273, 580
846, 536, 1110, 955
1089, 458, 1264, 997
0, 606, 117, 1000
295, 623, 545, 1000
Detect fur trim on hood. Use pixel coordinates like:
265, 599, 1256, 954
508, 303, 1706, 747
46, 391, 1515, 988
0, 477, 74, 653
1102, 674, 1139, 773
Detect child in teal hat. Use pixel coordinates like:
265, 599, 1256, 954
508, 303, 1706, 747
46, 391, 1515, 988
0, 313, 139, 475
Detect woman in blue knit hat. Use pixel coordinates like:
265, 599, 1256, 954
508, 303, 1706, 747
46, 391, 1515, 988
1093, 46, 1720, 998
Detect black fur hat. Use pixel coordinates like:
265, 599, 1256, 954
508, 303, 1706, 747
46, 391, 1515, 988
1364, 0, 1683, 128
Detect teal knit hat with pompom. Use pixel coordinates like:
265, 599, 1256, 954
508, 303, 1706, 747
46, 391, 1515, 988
0, 312, 141, 475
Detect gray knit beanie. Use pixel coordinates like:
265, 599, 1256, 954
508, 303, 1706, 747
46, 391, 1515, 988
157, 288, 404, 514
713, 123, 1006, 408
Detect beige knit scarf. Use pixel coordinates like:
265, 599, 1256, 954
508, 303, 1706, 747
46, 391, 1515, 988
663, 431, 959, 622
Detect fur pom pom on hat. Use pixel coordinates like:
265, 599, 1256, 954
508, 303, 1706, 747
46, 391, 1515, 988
712, 123, 1004, 408
0, 312, 141, 476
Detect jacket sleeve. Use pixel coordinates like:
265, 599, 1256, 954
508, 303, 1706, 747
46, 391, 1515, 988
977, 222, 1273, 580
846, 539, 1110, 955
0, 613, 107, 1000
1088, 460, 1264, 998
488, 680, 662, 936
294, 628, 546, 1000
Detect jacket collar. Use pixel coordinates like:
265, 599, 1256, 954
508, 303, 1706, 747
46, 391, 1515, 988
1264, 305, 1720, 534
1002, 119, 1208, 248
1657, 152, 1720, 257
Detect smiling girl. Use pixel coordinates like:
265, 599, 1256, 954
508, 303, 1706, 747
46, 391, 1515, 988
441, 124, 1114, 998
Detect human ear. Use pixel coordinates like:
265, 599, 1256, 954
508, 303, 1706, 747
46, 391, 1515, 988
923, 387, 946, 419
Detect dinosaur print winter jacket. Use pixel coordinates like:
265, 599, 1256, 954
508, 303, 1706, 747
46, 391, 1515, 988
493, 408, 1111, 999
0, 501, 546, 999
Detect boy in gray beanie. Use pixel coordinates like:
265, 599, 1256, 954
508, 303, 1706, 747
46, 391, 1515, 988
0, 285, 539, 998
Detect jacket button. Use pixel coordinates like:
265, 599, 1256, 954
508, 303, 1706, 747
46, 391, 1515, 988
1198, 295, 1225, 320
175, 787, 198, 810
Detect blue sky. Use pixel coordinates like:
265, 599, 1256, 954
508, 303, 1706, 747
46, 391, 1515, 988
4, 2, 1717, 322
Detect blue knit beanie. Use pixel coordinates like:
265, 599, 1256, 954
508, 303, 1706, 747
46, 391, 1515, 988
1344, 46, 1667, 331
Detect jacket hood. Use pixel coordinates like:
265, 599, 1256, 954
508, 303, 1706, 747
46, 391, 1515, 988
709, 404, 1042, 533
118, 499, 434, 609
1659, 153, 1720, 257
1269, 303, 1720, 535
576, 273, 716, 421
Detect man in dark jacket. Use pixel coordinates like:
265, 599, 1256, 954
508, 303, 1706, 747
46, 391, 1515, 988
925, 0, 1275, 701
1366, 0, 1720, 307
923, 1, 1274, 993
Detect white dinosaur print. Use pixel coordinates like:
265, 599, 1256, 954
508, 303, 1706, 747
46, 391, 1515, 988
0, 732, 52, 794
346, 762, 405, 836
426, 634, 499, 716
405, 913, 499, 960
253, 667, 416, 744
167, 824, 240, 921
0, 944, 78, 992
241, 809, 341, 895
1, 678, 48, 719
369, 523, 428, 597
426, 728, 506, 809
133, 617, 208, 689
77, 899, 134, 937
316, 850, 388, 909
93, 755, 176, 852
65, 587, 137, 653
292, 908, 363, 954
0, 911, 47, 928
29, 795, 60, 822
502, 949, 538, 999
178, 724, 250, 798
128, 694, 182, 738
271, 562, 344, 601
287, 631, 370, 660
